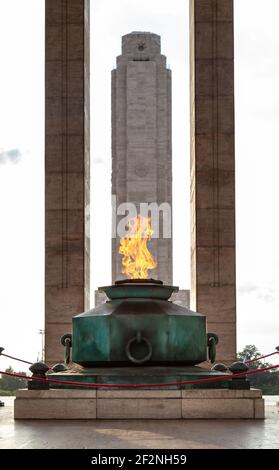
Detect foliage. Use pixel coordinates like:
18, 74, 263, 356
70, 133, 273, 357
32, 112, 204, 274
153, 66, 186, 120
260, 384, 279, 395
0, 389, 16, 396
237, 344, 270, 368
0, 367, 27, 391
237, 345, 279, 390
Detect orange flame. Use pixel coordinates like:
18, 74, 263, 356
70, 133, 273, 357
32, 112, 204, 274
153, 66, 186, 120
119, 215, 157, 279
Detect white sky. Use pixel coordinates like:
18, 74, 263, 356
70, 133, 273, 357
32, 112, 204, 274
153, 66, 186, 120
0, 0, 279, 372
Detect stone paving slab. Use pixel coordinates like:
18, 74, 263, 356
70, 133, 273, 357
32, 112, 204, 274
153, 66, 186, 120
0, 397, 278, 449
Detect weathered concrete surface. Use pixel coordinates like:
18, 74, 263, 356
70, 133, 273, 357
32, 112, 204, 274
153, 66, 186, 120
190, 0, 236, 364
0, 397, 278, 449
45, 0, 90, 364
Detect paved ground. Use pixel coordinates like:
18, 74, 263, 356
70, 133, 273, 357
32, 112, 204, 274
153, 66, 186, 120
0, 396, 278, 449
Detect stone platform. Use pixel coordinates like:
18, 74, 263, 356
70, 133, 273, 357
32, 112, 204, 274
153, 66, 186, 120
14, 388, 264, 420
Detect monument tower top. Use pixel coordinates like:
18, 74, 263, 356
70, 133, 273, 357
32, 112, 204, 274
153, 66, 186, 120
121, 31, 162, 60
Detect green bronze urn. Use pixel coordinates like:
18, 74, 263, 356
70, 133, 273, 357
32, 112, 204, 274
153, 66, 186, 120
71, 279, 217, 367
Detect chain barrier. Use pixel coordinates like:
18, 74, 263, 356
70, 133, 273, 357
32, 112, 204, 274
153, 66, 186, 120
0, 363, 278, 389
1, 348, 278, 368
1, 347, 278, 389
244, 351, 279, 364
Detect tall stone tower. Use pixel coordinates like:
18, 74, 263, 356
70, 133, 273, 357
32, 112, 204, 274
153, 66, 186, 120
111, 32, 172, 285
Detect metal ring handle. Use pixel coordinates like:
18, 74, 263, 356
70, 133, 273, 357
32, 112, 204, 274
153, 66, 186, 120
125, 331, 152, 364
61, 334, 72, 365
207, 332, 219, 345
61, 333, 72, 347
207, 332, 219, 364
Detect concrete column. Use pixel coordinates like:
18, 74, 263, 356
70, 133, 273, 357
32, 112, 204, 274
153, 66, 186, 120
45, 0, 90, 364
190, 0, 236, 363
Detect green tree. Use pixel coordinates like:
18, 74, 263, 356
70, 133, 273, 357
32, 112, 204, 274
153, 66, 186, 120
237, 344, 270, 369
0, 366, 27, 392
237, 345, 279, 393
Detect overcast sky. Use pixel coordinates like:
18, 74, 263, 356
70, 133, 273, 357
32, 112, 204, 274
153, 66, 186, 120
0, 0, 279, 371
